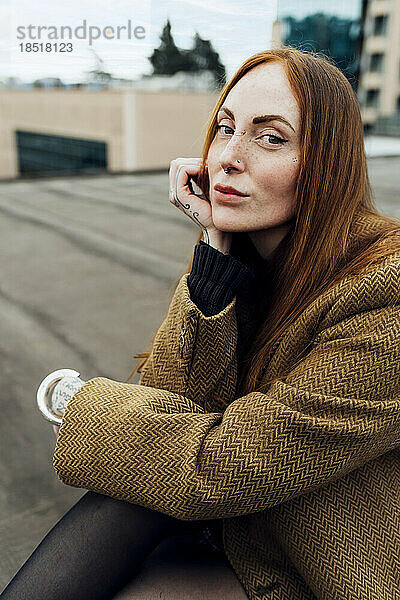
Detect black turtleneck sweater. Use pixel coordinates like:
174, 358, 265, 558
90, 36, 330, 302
187, 240, 255, 316
187, 236, 281, 367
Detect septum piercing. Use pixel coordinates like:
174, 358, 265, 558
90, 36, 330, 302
223, 159, 240, 174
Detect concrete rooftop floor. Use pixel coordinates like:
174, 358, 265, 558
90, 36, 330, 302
0, 157, 399, 591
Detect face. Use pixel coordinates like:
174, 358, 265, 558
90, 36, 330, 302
207, 61, 301, 250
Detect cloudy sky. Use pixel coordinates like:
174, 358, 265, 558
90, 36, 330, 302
0, 0, 361, 84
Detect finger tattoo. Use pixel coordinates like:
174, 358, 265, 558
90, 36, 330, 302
172, 164, 209, 242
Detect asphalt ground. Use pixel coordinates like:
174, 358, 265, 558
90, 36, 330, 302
0, 156, 399, 590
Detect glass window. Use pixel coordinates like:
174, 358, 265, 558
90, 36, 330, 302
15, 131, 108, 177
366, 89, 380, 108
370, 53, 384, 73
373, 15, 388, 36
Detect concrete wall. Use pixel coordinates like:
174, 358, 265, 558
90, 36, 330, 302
0, 89, 219, 180
134, 90, 217, 170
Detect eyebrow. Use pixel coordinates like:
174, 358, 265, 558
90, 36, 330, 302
217, 106, 296, 133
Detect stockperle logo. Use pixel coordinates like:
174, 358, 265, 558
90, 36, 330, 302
16, 19, 146, 46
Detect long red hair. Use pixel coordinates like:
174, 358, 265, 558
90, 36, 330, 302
126, 46, 400, 398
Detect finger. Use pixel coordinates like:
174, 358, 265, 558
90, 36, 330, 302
169, 170, 212, 232
170, 163, 206, 208
169, 158, 204, 201
169, 158, 201, 183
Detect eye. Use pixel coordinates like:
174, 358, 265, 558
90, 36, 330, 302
258, 133, 288, 146
216, 124, 234, 135
216, 124, 288, 147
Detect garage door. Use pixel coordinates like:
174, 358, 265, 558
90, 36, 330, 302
16, 130, 108, 176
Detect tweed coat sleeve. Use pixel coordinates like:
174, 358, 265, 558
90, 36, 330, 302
133, 271, 241, 411
53, 262, 400, 521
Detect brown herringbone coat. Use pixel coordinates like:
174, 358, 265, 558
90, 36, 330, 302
53, 214, 400, 599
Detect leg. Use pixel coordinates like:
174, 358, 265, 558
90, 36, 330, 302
112, 533, 249, 599
0, 491, 205, 600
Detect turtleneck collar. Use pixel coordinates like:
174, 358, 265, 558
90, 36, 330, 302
230, 226, 293, 281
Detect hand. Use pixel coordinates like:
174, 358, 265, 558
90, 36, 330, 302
37, 368, 82, 426
50, 375, 86, 417
51, 375, 86, 438
169, 157, 232, 253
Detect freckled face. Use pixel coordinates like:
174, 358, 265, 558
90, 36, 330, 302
207, 61, 301, 233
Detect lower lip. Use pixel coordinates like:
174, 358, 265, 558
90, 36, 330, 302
214, 189, 249, 203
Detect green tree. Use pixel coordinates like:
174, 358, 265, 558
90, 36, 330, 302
189, 32, 226, 88
148, 20, 226, 88
149, 19, 195, 75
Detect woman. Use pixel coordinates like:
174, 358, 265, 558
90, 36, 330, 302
2, 46, 400, 600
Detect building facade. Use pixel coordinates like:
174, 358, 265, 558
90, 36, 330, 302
0, 88, 217, 180
358, 0, 400, 132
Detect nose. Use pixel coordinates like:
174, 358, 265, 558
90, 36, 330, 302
219, 132, 247, 174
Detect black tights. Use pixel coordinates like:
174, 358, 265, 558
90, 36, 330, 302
0, 491, 217, 600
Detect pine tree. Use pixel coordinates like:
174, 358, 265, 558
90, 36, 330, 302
148, 20, 226, 88
148, 19, 195, 75
190, 32, 226, 88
